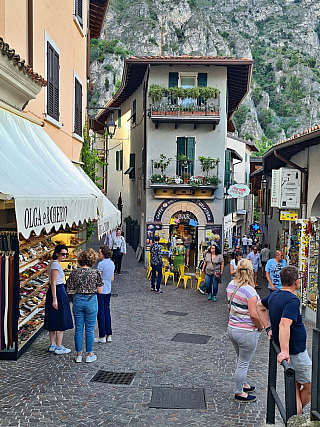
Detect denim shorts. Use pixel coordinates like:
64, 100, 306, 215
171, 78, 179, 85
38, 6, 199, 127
289, 350, 312, 384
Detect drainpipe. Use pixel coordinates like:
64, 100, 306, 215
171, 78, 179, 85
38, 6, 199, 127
274, 150, 308, 218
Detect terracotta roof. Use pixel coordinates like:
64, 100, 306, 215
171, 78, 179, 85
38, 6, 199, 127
127, 55, 252, 62
0, 37, 47, 87
89, 0, 111, 39
273, 124, 320, 148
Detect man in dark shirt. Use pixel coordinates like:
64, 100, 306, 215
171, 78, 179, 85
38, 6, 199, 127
257, 266, 311, 414
150, 235, 163, 293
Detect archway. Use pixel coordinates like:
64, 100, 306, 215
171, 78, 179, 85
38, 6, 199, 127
311, 193, 320, 216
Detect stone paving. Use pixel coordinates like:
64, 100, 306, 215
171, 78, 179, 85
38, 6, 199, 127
0, 245, 314, 426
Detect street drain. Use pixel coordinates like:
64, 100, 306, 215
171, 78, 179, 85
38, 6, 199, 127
90, 370, 136, 385
171, 333, 211, 344
111, 293, 118, 297
164, 311, 188, 316
149, 387, 206, 409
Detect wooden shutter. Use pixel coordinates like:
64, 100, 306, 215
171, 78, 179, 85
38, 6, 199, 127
169, 72, 178, 87
186, 137, 195, 175
225, 150, 231, 187
132, 99, 136, 124
47, 42, 59, 122
120, 149, 123, 170
74, 78, 82, 136
129, 153, 135, 179
118, 108, 121, 128
177, 137, 186, 156
75, 0, 83, 26
197, 73, 207, 87
116, 151, 119, 171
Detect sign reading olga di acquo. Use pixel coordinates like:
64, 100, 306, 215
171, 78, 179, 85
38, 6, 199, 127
227, 184, 250, 198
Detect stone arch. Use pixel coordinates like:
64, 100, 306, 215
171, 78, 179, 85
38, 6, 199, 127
162, 201, 207, 227
311, 193, 320, 216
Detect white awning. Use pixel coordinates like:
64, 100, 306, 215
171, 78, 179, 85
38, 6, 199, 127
0, 107, 119, 238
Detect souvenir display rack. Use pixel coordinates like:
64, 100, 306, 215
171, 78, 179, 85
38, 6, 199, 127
0, 224, 87, 360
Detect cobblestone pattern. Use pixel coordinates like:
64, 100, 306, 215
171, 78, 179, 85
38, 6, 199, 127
0, 244, 314, 426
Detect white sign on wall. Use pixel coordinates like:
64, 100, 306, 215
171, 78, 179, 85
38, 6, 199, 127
271, 169, 281, 207
280, 168, 301, 209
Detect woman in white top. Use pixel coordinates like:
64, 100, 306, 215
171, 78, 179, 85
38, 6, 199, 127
112, 228, 126, 274
230, 252, 243, 277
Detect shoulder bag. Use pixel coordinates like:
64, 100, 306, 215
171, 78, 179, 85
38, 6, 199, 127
228, 282, 242, 312
70, 268, 92, 303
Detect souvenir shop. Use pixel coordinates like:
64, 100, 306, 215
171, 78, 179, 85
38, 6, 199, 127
0, 107, 120, 360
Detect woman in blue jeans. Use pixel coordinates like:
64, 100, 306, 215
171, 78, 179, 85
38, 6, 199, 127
202, 244, 224, 301
95, 246, 115, 343
66, 249, 103, 363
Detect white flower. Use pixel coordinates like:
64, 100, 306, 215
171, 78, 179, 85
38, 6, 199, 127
175, 177, 182, 184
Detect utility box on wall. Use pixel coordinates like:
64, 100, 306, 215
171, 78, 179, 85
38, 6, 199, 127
271, 168, 301, 209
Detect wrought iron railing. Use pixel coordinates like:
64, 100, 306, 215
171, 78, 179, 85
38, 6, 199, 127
149, 95, 220, 117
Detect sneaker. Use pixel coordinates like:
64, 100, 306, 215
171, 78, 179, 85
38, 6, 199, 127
107, 335, 112, 342
208, 293, 212, 300
151, 288, 155, 292
198, 287, 205, 294
212, 296, 217, 302
86, 353, 97, 363
155, 289, 163, 293
54, 346, 71, 355
48, 344, 56, 352
75, 355, 82, 363
118, 272, 121, 275
94, 337, 106, 343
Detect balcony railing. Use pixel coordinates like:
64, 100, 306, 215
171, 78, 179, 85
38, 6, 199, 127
150, 159, 220, 187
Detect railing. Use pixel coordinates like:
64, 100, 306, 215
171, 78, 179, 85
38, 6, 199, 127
267, 340, 297, 425
150, 159, 219, 185
149, 96, 220, 117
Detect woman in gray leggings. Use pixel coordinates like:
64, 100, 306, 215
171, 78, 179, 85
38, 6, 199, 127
226, 258, 264, 402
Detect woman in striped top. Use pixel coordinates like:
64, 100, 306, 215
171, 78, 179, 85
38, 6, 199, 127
226, 258, 263, 403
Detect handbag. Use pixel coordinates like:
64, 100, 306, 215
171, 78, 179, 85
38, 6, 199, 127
70, 268, 92, 303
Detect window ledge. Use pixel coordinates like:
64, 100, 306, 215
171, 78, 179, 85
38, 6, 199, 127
44, 114, 62, 129
72, 132, 84, 143
73, 15, 85, 37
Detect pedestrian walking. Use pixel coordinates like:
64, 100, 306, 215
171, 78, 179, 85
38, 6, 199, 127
202, 244, 224, 302
247, 237, 253, 251
257, 266, 312, 414
265, 250, 287, 292
66, 249, 103, 363
232, 245, 241, 259
111, 228, 126, 275
234, 236, 239, 250
150, 235, 163, 293
247, 246, 262, 289
260, 243, 270, 278
230, 252, 243, 277
95, 246, 115, 344
242, 235, 248, 254
183, 229, 192, 268
227, 258, 263, 402
44, 244, 73, 355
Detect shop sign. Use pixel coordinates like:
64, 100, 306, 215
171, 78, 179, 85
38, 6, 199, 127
280, 210, 299, 221
154, 199, 214, 223
227, 184, 250, 198
237, 210, 246, 215
205, 225, 222, 248
146, 223, 162, 250
271, 169, 281, 207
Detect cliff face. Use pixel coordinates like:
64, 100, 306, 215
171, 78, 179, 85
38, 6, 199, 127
89, 0, 320, 145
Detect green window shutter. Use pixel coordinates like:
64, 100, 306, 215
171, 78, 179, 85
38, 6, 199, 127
245, 172, 248, 184
225, 150, 231, 186
132, 99, 136, 124
118, 108, 121, 128
169, 72, 178, 88
120, 149, 123, 170
197, 73, 207, 87
245, 153, 248, 162
186, 137, 195, 175
129, 153, 135, 179
177, 137, 186, 156
116, 151, 119, 171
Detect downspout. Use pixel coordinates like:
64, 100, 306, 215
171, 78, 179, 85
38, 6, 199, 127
27, 0, 33, 69
274, 150, 308, 218
143, 64, 150, 191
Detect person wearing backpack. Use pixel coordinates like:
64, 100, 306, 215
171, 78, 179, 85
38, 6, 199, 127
111, 228, 126, 275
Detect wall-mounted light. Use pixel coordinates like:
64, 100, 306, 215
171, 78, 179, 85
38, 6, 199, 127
106, 116, 117, 138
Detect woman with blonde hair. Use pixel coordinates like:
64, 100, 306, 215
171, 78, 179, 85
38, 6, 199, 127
226, 258, 263, 402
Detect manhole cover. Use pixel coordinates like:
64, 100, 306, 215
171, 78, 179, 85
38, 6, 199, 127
90, 370, 136, 385
171, 333, 211, 344
164, 311, 188, 316
149, 387, 206, 409
111, 293, 118, 297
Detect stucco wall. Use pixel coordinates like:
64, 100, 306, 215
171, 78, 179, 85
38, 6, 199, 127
0, 0, 88, 162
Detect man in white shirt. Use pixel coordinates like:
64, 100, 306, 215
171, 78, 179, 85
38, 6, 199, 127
247, 246, 262, 288
242, 235, 248, 254
247, 237, 253, 251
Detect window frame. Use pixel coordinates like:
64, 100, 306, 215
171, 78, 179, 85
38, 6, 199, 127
73, 0, 85, 36
132, 100, 136, 125
73, 70, 83, 141
44, 31, 61, 128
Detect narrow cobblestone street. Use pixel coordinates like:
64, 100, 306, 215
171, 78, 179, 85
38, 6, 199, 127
0, 247, 314, 426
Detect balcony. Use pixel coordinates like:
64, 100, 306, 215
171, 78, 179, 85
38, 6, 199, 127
150, 159, 221, 199
148, 86, 220, 129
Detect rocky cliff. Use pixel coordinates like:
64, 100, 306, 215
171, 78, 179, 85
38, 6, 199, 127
89, 0, 320, 150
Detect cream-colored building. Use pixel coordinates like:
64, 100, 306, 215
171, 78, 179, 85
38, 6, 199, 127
93, 56, 252, 267
0, 0, 109, 161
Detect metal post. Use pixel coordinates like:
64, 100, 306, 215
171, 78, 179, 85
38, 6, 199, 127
284, 366, 297, 422
267, 342, 277, 424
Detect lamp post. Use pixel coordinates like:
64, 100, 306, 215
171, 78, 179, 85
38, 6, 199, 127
106, 116, 117, 138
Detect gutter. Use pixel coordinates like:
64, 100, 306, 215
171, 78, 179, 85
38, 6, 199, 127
274, 150, 308, 219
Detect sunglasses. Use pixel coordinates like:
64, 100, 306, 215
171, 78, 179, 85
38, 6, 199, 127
60, 252, 68, 256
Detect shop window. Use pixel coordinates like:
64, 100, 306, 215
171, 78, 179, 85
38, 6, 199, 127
75, 0, 83, 27
47, 41, 59, 122
132, 99, 136, 125
177, 136, 195, 175
74, 77, 82, 137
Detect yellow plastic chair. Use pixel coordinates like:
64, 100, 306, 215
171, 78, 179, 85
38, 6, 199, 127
147, 252, 152, 280
195, 271, 205, 292
163, 267, 175, 286
177, 265, 192, 289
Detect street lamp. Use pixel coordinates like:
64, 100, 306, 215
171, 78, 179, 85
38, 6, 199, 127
106, 116, 117, 138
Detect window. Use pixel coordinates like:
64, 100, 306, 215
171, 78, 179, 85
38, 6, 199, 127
168, 72, 207, 106
177, 136, 195, 175
118, 108, 121, 128
224, 150, 231, 187
129, 153, 135, 179
74, 76, 82, 137
47, 41, 59, 122
116, 150, 123, 171
75, 0, 83, 27
132, 100, 136, 125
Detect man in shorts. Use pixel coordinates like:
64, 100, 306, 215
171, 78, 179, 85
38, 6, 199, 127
265, 250, 287, 293
257, 266, 311, 414
247, 246, 261, 289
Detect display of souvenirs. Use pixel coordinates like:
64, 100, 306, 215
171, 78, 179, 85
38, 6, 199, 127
19, 237, 55, 264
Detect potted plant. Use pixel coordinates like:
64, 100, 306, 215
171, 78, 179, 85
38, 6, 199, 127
148, 84, 164, 102
181, 171, 190, 184
198, 156, 220, 177
154, 154, 172, 175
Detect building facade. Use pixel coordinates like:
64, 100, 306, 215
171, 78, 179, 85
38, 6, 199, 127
93, 56, 252, 268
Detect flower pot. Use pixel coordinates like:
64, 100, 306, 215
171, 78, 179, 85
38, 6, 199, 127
183, 177, 188, 184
